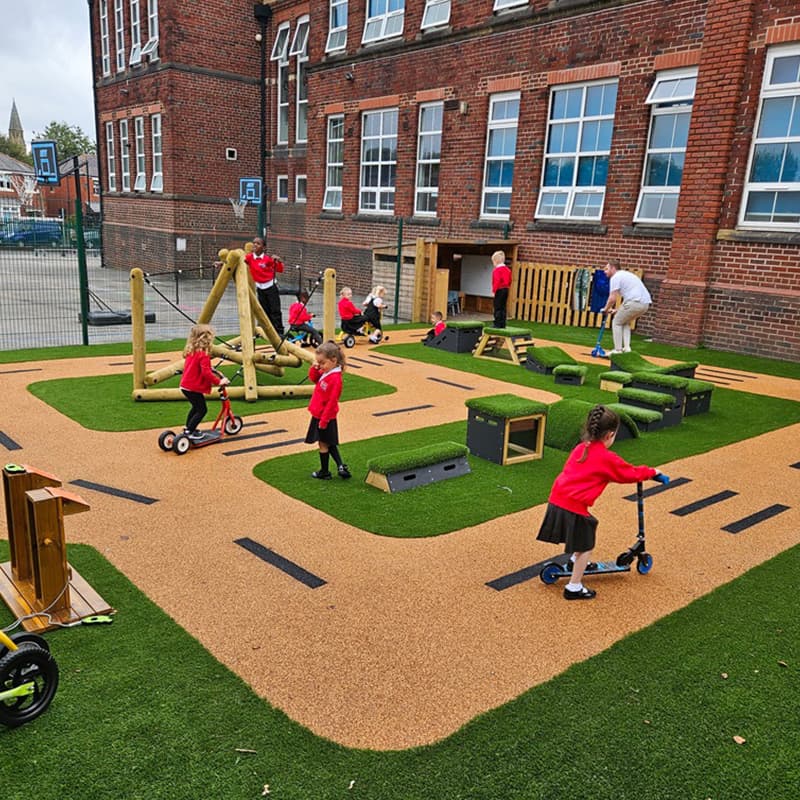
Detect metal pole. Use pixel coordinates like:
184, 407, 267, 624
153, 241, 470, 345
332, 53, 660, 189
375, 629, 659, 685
73, 156, 90, 345
393, 217, 403, 324
257, 11, 268, 240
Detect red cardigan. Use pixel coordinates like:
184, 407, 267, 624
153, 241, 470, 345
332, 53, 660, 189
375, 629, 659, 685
180, 351, 222, 394
308, 365, 342, 428
338, 297, 361, 321
492, 264, 512, 293
549, 440, 657, 516
245, 251, 284, 285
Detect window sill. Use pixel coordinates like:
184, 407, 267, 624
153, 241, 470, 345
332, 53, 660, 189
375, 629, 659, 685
319, 210, 344, 220
352, 213, 398, 224
622, 224, 674, 239
527, 220, 607, 235
470, 218, 513, 231
407, 216, 441, 227
717, 227, 800, 245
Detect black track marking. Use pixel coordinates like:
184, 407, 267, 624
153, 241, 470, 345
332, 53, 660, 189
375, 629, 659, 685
367, 353, 403, 364
0, 431, 22, 451
373, 404, 434, 417
670, 490, 738, 517
0, 367, 42, 375
427, 376, 475, 390
234, 537, 326, 588
487, 557, 570, 591
223, 438, 305, 456
623, 476, 691, 500
722, 505, 791, 534
69, 479, 158, 505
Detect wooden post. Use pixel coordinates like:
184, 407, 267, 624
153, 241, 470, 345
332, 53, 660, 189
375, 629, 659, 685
323, 268, 336, 343
130, 269, 147, 391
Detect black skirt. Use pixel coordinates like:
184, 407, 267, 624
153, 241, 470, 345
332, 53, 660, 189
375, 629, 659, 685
536, 503, 598, 553
305, 416, 339, 446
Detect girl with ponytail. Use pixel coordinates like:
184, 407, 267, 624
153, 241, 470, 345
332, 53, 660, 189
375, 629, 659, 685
536, 405, 663, 600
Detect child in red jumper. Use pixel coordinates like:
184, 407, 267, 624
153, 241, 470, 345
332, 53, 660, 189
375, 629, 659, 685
305, 341, 351, 479
338, 286, 368, 336
423, 310, 445, 343
244, 237, 285, 335
179, 324, 229, 439
491, 250, 512, 328
537, 405, 662, 600
288, 291, 322, 346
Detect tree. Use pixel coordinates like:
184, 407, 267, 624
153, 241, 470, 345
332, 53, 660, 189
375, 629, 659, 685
34, 122, 96, 161
0, 134, 32, 164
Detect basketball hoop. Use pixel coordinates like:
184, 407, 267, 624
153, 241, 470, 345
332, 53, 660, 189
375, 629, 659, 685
229, 197, 247, 224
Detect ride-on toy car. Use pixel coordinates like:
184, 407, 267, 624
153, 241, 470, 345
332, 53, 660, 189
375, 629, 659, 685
158, 383, 244, 454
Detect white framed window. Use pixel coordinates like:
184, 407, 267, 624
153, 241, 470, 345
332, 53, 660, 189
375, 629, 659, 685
326, 0, 348, 52
0, 173, 12, 191
494, 0, 527, 9
277, 175, 289, 202
635, 68, 696, 223
295, 175, 307, 203
324, 115, 345, 210
140, 0, 159, 61
740, 45, 800, 229
482, 92, 519, 218
105, 122, 116, 192
536, 80, 618, 220
119, 118, 130, 191
292, 15, 309, 144
133, 116, 146, 191
114, 0, 126, 72
421, 0, 450, 29
150, 113, 163, 192
360, 108, 398, 213
100, 1, 111, 76
270, 22, 290, 61
129, 0, 142, 65
415, 102, 443, 215
362, 0, 404, 44
273, 23, 290, 144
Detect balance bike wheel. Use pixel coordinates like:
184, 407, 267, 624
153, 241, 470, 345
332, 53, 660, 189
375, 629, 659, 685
0, 643, 59, 727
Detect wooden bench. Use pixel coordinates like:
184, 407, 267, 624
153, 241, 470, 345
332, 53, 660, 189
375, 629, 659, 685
473, 326, 536, 366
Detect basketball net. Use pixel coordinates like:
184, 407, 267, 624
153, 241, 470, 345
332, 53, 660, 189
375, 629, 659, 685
229, 197, 247, 228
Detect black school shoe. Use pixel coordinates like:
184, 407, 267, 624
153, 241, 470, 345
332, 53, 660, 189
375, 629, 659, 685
563, 586, 597, 600
338, 464, 352, 479
311, 470, 332, 480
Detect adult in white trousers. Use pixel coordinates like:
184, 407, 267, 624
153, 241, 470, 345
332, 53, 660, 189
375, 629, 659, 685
601, 260, 652, 354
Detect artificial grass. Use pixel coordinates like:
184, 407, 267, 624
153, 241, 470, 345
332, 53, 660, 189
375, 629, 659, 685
255, 374, 800, 538
465, 394, 549, 419
26, 368, 395, 432
525, 345, 576, 368
366, 441, 468, 473
1, 539, 798, 800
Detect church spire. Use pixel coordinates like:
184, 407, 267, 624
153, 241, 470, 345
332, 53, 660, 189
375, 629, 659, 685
8, 99, 25, 148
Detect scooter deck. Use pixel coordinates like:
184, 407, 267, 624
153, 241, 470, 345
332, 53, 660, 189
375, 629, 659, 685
556, 561, 630, 577
193, 430, 222, 445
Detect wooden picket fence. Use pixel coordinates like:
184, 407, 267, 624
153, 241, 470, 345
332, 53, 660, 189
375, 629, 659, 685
512, 262, 643, 329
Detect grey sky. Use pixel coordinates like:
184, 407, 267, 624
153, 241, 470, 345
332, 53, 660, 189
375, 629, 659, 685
0, 1, 95, 149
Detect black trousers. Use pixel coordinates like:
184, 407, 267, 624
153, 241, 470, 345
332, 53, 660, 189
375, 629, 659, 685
182, 389, 207, 432
493, 287, 509, 328
342, 314, 367, 334
257, 284, 284, 335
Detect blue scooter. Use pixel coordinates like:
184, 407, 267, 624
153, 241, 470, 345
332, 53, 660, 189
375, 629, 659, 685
539, 474, 670, 585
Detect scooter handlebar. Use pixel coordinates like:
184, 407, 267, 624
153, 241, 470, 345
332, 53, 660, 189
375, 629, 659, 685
653, 473, 670, 485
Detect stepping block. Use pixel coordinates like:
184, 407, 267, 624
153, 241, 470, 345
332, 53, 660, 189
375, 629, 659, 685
629, 371, 688, 412
617, 387, 681, 429
683, 379, 715, 415
609, 351, 697, 378
553, 364, 588, 385
606, 403, 662, 434
599, 370, 632, 393
424, 320, 483, 353
365, 442, 470, 493
473, 326, 536, 366
525, 345, 576, 375
465, 394, 548, 465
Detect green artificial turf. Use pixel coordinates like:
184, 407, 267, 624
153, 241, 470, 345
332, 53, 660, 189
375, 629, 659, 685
27, 368, 395, 432
1, 540, 798, 800
366, 441, 468, 473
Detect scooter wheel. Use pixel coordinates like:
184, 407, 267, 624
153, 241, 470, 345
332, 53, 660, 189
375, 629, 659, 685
539, 563, 562, 585
616, 551, 634, 568
173, 434, 191, 455
224, 416, 244, 436
343, 335, 356, 349
158, 430, 176, 451
0, 643, 59, 728
636, 553, 653, 574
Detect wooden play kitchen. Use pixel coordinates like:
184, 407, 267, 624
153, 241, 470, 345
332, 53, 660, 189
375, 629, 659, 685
0, 464, 112, 632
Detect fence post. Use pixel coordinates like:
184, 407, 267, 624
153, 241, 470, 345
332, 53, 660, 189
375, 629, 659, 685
73, 156, 89, 346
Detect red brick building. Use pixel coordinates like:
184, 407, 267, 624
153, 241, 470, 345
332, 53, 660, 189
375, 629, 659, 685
89, 0, 800, 360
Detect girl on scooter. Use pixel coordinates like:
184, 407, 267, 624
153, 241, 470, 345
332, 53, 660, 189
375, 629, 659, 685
180, 324, 229, 440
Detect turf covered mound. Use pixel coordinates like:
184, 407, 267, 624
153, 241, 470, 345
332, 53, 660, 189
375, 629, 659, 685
545, 398, 639, 450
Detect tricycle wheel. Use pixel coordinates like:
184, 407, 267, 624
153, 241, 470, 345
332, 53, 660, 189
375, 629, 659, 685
343, 334, 356, 348
224, 415, 244, 436
173, 434, 191, 455
636, 553, 653, 574
158, 430, 176, 451
539, 563, 562, 585
0, 643, 59, 727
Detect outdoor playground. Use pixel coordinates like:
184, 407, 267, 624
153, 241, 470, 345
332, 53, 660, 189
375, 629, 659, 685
0, 253, 799, 800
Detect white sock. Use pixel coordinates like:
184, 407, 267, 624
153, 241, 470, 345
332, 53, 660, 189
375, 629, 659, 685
565, 582, 582, 592
569, 554, 576, 563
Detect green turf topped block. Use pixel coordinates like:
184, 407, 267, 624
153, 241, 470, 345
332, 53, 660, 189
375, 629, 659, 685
483, 326, 532, 337
610, 351, 697, 377
465, 393, 549, 419
599, 370, 632, 384
606, 402, 663, 424
685, 378, 715, 393
618, 387, 676, 408
526, 346, 576, 368
552, 364, 587, 377
630, 371, 689, 390
445, 320, 484, 330
366, 441, 469, 474
543, 398, 593, 450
